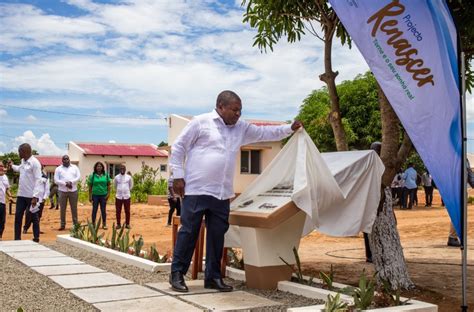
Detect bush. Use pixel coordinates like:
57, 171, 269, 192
131, 165, 167, 203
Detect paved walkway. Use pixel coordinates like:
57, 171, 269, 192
0, 240, 280, 311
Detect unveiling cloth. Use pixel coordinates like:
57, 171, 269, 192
225, 129, 385, 247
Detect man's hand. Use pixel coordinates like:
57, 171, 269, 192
173, 179, 185, 198
89, 195, 92, 203
7, 159, 13, 170
291, 120, 303, 131
31, 197, 38, 208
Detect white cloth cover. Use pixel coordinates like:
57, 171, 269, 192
225, 130, 385, 247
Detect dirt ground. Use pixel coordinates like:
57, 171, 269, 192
1, 189, 473, 311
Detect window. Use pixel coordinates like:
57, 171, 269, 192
240, 150, 261, 174
107, 163, 121, 178
160, 164, 167, 172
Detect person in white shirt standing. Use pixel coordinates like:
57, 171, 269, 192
169, 90, 302, 292
7, 143, 42, 241
0, 163, 14, 240
54, 155, 81, 230
114, 164, 133, 229
24, 169, 50, 234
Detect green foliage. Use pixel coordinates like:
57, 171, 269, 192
403, 151, 426, 174
279, 246, 315, 286
17, 308, 24, 312
352, 270, 375, 310
69, 222, 84, 239
0, 152, 21, 181
324, 293, 348, 312
86, 217, 104, 244
375, 279, 410, 307
131, 165, 167, 203
132, 235, 144, 256
147, 244, 168, 263
296, 72, 381, 151
118, 229, 132, 253
319, 264, 335, 290
242, 0, 350, 52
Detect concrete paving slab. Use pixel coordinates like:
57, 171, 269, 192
71, 284, 163, 303
0, 240, 37, 246
0, 244, 50, 252
31, 264, 105, 276
181, 290, 280, 311
49, 272, 132, 289
146, 280, 219, 296
8, 250, 66, 259
17, 256, 83, 267
94, 296, 202, 312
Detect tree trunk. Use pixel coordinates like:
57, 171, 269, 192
319, 20, 348, 151
370, 188, 415, 290
378, 82, 412, 186
371, 82, 414, 290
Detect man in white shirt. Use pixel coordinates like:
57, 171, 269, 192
7, 143, 42, 241
169, 90, 302, 292
24, 170, 50, 234
114, 164, 133, 229
54, 155, 81, 230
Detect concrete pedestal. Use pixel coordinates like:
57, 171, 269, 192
231, 206, 306, 290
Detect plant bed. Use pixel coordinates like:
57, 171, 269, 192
223, 267, 437, 311
56, 220, 170, 272
57, 234, 171, 272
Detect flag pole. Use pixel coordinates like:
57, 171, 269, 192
460, 51, 468, 312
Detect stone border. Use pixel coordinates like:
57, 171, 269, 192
224, 267, 437, 311
57, 235, 171, 273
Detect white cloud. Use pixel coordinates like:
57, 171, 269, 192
0, 109, 7, 117
26, 115, 37, 122
0, 141, 7, 155
13, 130, 65, 155
108, 140, 116, 143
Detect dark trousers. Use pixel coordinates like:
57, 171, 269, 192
402, 187, 417, 209
363, 232, 372, 261
424, 186, 433, 206
14, 196, 39, 240
171, 195, 230, 279
167, 197, 181, 225
24, 202, 44, 231
115, 198, 131, 226
92, 195, 107, 225
49, 193, 57, 208
0, 203, 5, 237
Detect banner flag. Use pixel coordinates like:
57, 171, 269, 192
329, 0, 461, 237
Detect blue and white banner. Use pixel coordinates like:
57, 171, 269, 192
329, 0, 461, 237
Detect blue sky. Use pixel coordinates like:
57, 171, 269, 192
0, 0, 472, 155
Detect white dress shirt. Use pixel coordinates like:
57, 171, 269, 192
114, 173, 133, 200
54, 164, 81, 192
170, 110, 293, 200
12, 155, 43, 198
0, 175, 10, 204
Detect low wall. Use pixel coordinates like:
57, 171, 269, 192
147, 195, 168, 206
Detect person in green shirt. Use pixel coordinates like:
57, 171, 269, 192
88, 162, 111, 229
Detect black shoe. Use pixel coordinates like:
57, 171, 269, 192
169, 271, 188, 292
55, 207, 59, 210
32, 238, 39, 243
58, 226, 65, 231
116, 224, 121, 229
49, 206, 54, 210
204, 278, 233, 292
447, 237, 461, 247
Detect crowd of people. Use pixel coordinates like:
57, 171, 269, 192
390, 163, 434, 210
0, 143, 162, 241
